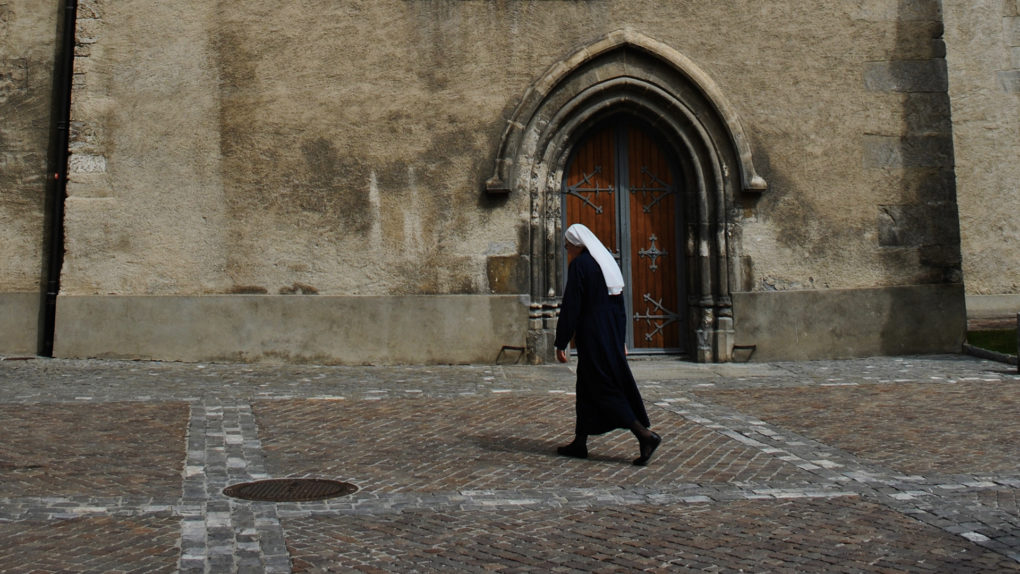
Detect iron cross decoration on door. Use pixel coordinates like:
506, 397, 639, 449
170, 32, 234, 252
639, 234, 667, 272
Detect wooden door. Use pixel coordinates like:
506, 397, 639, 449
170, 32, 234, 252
563, 123, 685, 353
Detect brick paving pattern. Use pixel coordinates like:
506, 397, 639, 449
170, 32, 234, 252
0, 402, 188, 499
0, 514, 180, 573
253, 396, 813, 494
282, 498, 1020, 573
0, 354, 1017, 571
696, 381, 1020, 475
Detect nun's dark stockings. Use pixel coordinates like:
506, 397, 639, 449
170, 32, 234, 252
631, 421, 662, 466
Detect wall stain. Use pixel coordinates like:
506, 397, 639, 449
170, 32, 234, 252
279, 282, 318, 295
227, 285, 268, 294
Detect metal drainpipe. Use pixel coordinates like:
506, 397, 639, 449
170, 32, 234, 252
41, 0, 78, 357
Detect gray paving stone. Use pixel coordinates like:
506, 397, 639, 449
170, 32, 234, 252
0, 354, 1017, 571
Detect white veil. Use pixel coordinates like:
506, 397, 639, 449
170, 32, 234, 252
564, 223, 625, 295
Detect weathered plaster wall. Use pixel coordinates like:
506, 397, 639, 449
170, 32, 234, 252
49, 0, 969, 363
944, 0, 1020, 303
0, 1, 58, 352
62, 0, 960, 298
718, 1, 958, 293
64, 1, 230, 295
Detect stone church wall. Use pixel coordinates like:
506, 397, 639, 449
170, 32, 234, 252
0, 2, 58, 354
944, 0, 1020, 321
4, 1, 1006, 363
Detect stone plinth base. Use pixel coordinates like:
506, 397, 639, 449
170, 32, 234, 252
53, 294, 529, 365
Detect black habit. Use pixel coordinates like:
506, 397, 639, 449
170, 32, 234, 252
555, 249, 651, 436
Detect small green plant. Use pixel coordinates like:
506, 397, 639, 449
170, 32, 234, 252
966, 330, 1018, 356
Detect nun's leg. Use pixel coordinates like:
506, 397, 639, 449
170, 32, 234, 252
630, 420, 661, 466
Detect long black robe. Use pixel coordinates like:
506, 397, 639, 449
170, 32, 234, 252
555, 250, 650, 435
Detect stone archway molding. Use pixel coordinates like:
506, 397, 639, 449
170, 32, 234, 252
485, 29, 767, 196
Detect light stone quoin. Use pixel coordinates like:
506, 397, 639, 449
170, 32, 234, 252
68, 154, 106, 174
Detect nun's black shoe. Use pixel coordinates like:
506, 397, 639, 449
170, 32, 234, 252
633, 432, 661, 466
557, 442, 588, 459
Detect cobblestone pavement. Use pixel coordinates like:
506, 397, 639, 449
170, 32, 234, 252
0, 354, 1017, 572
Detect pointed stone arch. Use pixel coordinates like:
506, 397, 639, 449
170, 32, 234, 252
487, 30, 766, 363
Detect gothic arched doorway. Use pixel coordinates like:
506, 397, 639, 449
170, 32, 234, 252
563, 121, 687, 354
485, 30, 767, 363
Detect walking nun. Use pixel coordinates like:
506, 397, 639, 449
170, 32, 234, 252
554, 223, 662, 466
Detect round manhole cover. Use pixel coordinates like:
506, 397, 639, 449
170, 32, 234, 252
223, 478, 358, 502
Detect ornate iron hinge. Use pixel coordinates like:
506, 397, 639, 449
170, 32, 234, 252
633, 293, 681, 342
563, 166, 613, 214
630, 166, 674, 213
